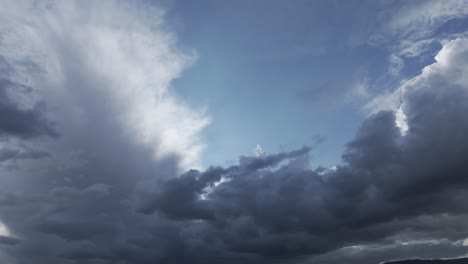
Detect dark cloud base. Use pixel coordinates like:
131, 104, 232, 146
3, 76, 468, 263
385, 258, 468, 264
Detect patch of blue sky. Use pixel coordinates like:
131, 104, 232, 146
164, 0, 468, 168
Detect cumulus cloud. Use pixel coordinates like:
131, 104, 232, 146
0, 0, 209, 170
0, 0, 209, 262
135, 38, 468, 263
365, 0, 468, 89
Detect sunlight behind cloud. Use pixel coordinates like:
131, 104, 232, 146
0, 0, 210, 170
0, 221, 10, 237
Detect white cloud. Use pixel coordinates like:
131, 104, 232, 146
253, 144, 264, 157
0, 221, 10, 236
463, 239, 468, 246
388, 54, 405, 77
386, 0, 468, 41
0, 0, 210, 170
398, 38, 436, 58
394, 107, 408, 135
364, 1, 468, 135
364, 89, 400, 114
401, 38, 468, 94
366, 0, 468, 83
365, 37, 468, 135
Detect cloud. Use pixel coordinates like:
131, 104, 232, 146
0, 0, 208, 262
306, 238, 468, 264
1, 1, 468, 264
388, 54, 405, 77
365, 0, 468, 88
136, 38, 468, 263
0, 0, 209, 170
369, 0, 468, 47
253, 144, 264, 157
0, 60, 58, 139
0, 146, 50, 164
0, 236, 19, 246
386, 0, 468, 41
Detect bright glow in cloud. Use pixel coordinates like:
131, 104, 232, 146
253, 144, 264, 157
0, 0, 210, 170
366, 38, 468, 136
0, 221, 10, 236
394, 107, 408, 135
463, 239, 468, 246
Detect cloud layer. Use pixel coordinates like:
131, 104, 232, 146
137, 38, 468, 264
1, 1, 468, 264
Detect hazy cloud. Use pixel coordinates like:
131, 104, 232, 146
0, 61, 58, 139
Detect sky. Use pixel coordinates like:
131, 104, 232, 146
1, 0, 468, 263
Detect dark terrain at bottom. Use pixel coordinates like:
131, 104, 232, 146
385, 258, 468, 264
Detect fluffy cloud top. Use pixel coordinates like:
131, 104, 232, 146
0, 0, 209, 170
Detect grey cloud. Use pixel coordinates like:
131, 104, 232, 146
0, 59, 58, 139
0, 235, 19, 246
385, 258, 468, 264
3, 80, 468, 263
137, 147, 311, 220
0, 1, 191, 263
307, 239, 468, 264
0, 147, 50, 163
37, 220, 117, 241
130, 42, 468, 263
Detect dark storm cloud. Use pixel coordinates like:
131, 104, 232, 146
138, 107, 467, 263
309, 237, 468, 264
137, 146, 311, 219
0, 58, 58, 139
129, 42, 468, 262
3, 55, 468, 263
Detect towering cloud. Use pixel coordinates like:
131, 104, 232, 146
0, 1, 210, 262
0, 0, 209, 170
